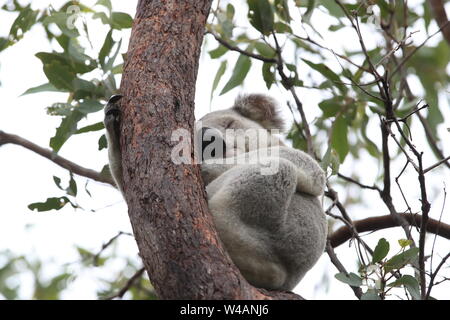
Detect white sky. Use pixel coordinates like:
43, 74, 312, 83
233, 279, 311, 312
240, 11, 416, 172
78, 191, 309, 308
0, 0, 449, 299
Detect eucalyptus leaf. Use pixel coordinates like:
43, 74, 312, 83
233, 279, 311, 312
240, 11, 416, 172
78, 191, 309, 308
248, 0, 274, 35
220, 53, 251, 95
384, 248, 420, 272
335, 272, 362, 287
372, 238, 390, 264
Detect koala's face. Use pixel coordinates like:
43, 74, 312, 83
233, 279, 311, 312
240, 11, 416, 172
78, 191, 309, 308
196, 94, 285, 160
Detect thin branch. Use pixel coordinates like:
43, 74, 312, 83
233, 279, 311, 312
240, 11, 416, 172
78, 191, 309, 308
329, 213, 450, 248
292, 34, 371, 73
417, 153, 431, 299
428, 183, 446, 298
425, 252, 450, 299
326, 241, 363, 299
206, 31, 277, 63
389, 20, 450, 80
424, 155, 450, 174
337, 173, 381, 192
271, 31, 315, 157
92, 231, 133, 266
105, 267, 147, 300
0, 130, 115, 186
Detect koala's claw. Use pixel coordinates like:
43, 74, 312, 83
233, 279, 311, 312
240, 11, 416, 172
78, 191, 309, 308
104, 94, 123, 116
104, 95, 123, 136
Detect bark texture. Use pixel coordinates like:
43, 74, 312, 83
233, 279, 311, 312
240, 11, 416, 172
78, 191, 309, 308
119, 0, 299, 300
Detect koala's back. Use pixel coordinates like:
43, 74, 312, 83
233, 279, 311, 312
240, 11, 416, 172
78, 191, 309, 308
274, 193, 327, 290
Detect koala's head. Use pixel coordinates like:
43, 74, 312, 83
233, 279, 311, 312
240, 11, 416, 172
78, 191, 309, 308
197, 94, 285, 160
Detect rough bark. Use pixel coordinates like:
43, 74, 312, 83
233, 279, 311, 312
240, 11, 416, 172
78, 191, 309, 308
118, 0, 300, 300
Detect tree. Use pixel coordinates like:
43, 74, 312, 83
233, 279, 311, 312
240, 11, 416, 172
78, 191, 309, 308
0, 0, 449, 300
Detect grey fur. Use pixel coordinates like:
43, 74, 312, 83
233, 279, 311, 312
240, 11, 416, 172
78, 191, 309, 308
104, 93, 327, 291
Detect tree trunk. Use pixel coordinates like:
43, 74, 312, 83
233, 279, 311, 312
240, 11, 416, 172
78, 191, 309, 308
118, 0, 300, 300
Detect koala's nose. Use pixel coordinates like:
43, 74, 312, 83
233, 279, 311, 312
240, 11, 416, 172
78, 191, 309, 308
197, 127, 227, 161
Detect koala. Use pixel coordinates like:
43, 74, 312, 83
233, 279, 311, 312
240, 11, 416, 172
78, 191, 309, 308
104, 93, 327, 291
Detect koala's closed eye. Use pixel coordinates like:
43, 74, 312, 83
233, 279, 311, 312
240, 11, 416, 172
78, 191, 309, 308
225, 119, 235, 129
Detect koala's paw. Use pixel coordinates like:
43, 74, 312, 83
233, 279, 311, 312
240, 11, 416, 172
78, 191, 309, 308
104, 95, 123, 134
296, 168, 325, 197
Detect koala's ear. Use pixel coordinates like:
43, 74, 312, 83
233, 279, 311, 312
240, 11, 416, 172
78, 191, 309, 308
232, 94, 285, 130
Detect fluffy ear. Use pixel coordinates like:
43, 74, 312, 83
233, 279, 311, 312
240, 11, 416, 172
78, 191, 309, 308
232, 94, 285, 130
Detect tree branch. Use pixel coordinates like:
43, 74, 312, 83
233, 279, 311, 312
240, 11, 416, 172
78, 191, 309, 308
329, 213, 450, 248
429, 0, 450, 45
206, 31, 277, 63
0, 130, 115, 186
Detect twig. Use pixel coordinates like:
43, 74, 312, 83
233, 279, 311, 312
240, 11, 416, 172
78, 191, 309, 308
425, 252, 450, 299
337, 173, 381, 192
326, 241, 363, 299
105, 267, 146, 300
428, 183, 446, 298
389, 20, 450, 80
92, 231, 133, 266
0, 130, 115, 186
207, 31, 277, 63
424, 155, 450, 174
271, 31, 315, 157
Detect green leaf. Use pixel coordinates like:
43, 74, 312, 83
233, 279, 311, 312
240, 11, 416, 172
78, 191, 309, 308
104, 38, 122, 71
331, 115, 349, 162
254, 42, 276, 58
209, 44, 228, 59
67, 39, 97, 71
248, 0, 274, 35
274, 22, 292, 33
43, 12, 79, 38
322, 144, 344, 174
99, 29, 113, 68
302, 59, 346, 93
361, 289, 381, 300
21, 83, 63, 96
335, 272, 362, 287
93, 12, 110, 25
47, 103, 73, 116
96, 0, 112, 12
42, 60, 76, 91
73, 78, 98, 100
220, 53, 251, 95
211, 60, 227, 100
262, 62, 275, 89
111, 12, 133, 29
398, 239, 413, 248
384, 248, 420, 272
319, 98, 341, 118
387, 275, 421, 300
53, 176, 63, 190
77, 100, 104, 114
372, 238, 390, 263
226, 3, 235, 20
98, 134, 107, 150
67, 174, 77, 197
8, 5, 39, 41
50, 110, 84, 152
274, 0, 291, 22
28, 197, 71, 212
76, 122, 105, 134
303, 0, 317, 23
